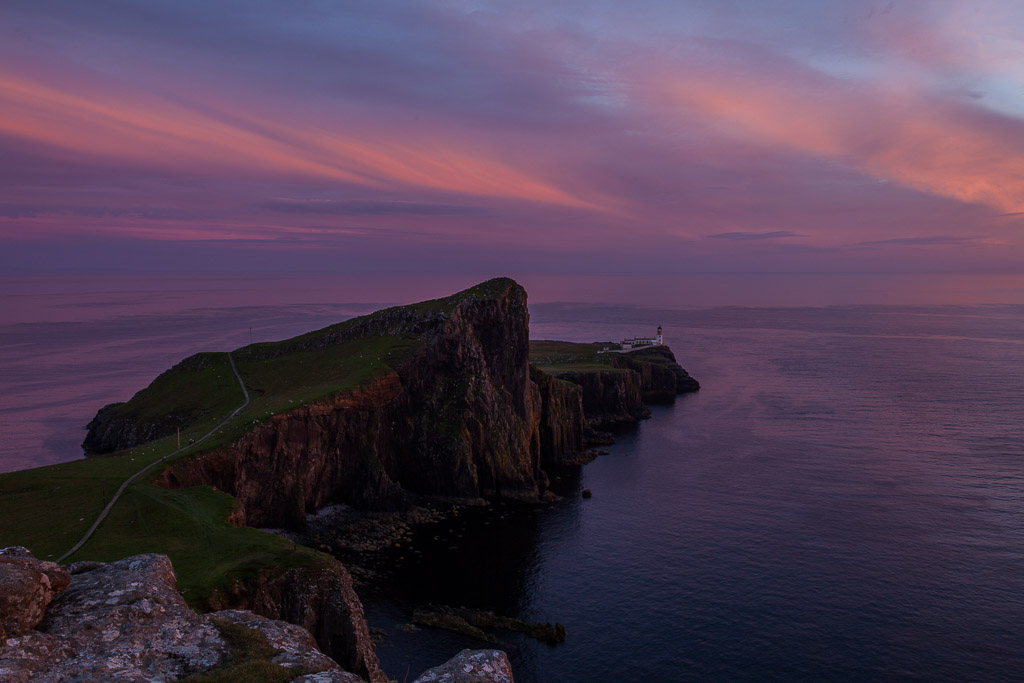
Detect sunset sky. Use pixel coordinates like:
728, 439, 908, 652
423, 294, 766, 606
3, 0, 1024, 273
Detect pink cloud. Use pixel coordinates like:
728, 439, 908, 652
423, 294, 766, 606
0, 69, 602, 213
645, 58, 1024, 214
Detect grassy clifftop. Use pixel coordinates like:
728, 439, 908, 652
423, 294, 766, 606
0, 279, 521, 605
0, 279, 694, 607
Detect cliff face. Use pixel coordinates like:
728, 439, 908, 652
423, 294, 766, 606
529, 366, 587, 467
609, 345, 701, 402
538, 344, 700, 435
0, 548, 514, 683
207, 558, 386, 683
548, 369, 650, 431
153, 279, 583, 527
82, 352, 231, 455
0, 550, 356, 682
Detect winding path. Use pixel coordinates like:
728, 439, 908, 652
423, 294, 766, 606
57, 352, 250, 563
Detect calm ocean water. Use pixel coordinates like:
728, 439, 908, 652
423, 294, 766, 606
3, 273, 1024, 680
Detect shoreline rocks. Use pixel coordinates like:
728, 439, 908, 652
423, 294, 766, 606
0, 549, 519, 683
412, 605, 566, 646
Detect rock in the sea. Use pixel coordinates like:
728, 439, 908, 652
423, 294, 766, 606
0, 551, 359, 682
413, 649, 514, 683
412, 605, 565, 645
0, 547, 70, 639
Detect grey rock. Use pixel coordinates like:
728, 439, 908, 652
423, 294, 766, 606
0, 546, 70, 639
248, 562, 386, 682
414, 649, 514, 683
0, 551, 357, 682
206, 609, 340, 673
293, 671, 366, 682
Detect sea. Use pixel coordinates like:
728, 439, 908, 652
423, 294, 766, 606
2, 272, 1024, 681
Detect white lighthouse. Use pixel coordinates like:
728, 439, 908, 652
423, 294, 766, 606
656, 325, 663, 345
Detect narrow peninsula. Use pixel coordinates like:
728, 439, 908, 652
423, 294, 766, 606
0, 277, 698, 682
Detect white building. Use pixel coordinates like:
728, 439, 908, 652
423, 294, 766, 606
607, 326, 663, 352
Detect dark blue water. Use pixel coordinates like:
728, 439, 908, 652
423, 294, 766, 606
367, 303, 1024, 682
3, 275, 1024, 680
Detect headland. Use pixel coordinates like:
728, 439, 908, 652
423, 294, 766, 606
0, 277, 698, 681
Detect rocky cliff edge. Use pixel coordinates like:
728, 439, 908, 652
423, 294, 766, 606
0, 547, 513, 683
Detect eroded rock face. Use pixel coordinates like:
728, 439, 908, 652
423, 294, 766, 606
553, 368, 651, 431
211, 609, 340, 672
0, 547, 70, 640
610, 345, 700, 400
546, 345, 700, 436
244, 561, 387, 683
530, 366, 587, 468
155, 279, 580, 526
413, 649, 515, 683
0, 552, 358, 683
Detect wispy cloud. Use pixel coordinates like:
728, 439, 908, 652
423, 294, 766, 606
256, 200, 488, 217
707, 231, 802, 241
2, 0, 1024, 272
857, 236, 985, 246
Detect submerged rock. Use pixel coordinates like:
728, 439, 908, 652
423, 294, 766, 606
412, 605, 565, 645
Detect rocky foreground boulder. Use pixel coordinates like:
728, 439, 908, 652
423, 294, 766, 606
0, 550, 354, 682
0, 548, 515, 682
0, 546, 70, 640
414, 649, 514, 683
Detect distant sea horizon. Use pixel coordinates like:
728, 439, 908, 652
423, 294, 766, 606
4, 271, 1024, 474
3, 271, 1024, 680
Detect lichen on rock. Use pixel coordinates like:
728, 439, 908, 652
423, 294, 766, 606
0, 550, 362, 682
413, 649, 514, 683
0, 546, 70, 641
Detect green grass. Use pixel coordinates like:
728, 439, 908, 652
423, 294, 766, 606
183, 619, 318, 682
0, 278, 515, 607
529, 340, 607, 359
66, 484, 322, 604
101, 353, 239, 429
400, 276, 519, 314
0, 426, 221, 562
539, 363, 628, 374
0, 333, 411, 605
529, 340, 617, 374
0, 429, 323, 604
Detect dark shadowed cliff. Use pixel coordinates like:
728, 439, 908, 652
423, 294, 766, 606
86, 279, 587, 528
64, 278, 701, 681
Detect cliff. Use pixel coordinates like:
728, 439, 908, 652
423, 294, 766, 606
0, 547, 512, 683
80, 279, 584, 529
529, 340, 699, 435
204, 557, 386, 682
65, 279, 700, 681
528, 366, 588, 467
0, 548, 359, 682
82, 352, 237, 455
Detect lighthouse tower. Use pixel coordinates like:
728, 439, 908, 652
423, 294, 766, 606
656, 325, 663, 345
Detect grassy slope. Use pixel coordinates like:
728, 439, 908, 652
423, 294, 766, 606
0, 278, 523, 604
0, 308, 425, 605
529, 340, 627, 375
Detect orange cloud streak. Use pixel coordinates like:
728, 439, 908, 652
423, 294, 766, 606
661, 73, 1024, 213
0, 71, 598, 211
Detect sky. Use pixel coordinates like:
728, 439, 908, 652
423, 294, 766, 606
2, 0, 1024, 273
